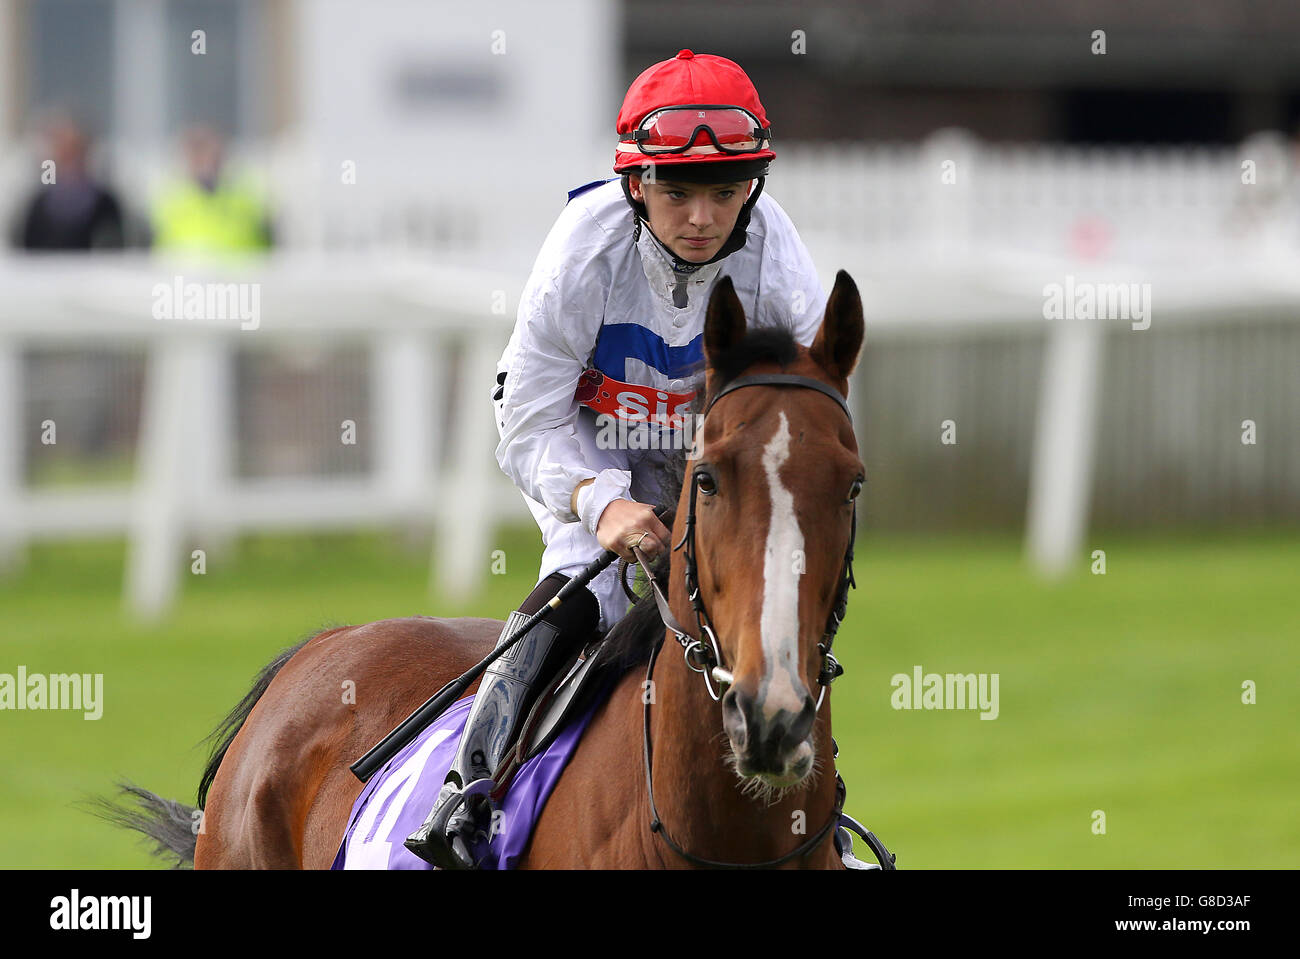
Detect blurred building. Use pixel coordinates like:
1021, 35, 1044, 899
0, 0, 616, 271
625, 0, 1300, 144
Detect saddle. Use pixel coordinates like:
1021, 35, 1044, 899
487, 636, 611, 804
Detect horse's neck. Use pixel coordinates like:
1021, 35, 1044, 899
644, 631, 840, 867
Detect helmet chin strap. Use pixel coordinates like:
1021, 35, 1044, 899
621, 175, 766, 271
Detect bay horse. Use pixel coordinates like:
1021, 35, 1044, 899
103, 270, 867, 869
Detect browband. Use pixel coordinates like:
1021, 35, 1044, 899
703, 373, 851, 422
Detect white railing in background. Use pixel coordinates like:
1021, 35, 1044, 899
773, 131, 1300, 270
0, 254, 520, 619
775, 132, 1300, 577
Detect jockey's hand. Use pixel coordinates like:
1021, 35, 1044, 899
596, 499, 671, 564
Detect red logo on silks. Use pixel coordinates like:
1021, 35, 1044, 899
574, 368, 697, 429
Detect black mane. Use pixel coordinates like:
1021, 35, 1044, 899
588, 322, 804, 678
701, 323, 801, 412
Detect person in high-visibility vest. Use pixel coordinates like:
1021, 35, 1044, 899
151, 126, 272, 254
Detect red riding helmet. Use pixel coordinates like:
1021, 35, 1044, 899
614, 50, 775, 180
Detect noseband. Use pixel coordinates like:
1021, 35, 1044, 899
633, 372, 860, 869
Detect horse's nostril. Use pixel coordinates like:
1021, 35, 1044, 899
786, 694, 817, 748
721, 688, 748, 747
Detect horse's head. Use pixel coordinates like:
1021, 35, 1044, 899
676, 271, 864, 790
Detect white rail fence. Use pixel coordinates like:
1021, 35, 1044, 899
6, 252, 1297, 620
775, 132, 1300, 269
0, 254, 521, 618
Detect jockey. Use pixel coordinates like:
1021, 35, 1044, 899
406, 49, 829, 868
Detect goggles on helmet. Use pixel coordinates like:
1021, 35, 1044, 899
618, 104, 772, 157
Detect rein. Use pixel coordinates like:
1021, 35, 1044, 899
632, 371, 859, 868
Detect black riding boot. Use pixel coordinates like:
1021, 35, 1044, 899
403, 571, 600, 868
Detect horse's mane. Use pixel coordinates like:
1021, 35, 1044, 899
588, 322, 802, 678
702, 323, 801, 412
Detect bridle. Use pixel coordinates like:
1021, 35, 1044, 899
631, 372, 859, 868
639, 374, 856, 702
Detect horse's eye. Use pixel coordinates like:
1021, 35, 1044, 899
696, 471, 717, 495
847, 476, 864, 501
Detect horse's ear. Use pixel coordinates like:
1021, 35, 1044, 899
810, 270, 864, 382
705, 276, 747, 368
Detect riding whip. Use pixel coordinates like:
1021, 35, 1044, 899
350, 546, 621, 783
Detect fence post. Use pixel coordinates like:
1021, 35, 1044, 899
1026, 317, 1104, 578
920, 127, 977, 263
125, 332, 203, 619
0, 340, 22, 573
189, 334, 234, 558
433, 331, 506, 601
373, 330, 436, 518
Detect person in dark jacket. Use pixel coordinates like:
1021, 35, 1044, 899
16, 117, 125, 251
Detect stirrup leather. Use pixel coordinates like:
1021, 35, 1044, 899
403, 586, 592, 867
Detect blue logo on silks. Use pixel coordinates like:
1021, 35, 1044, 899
592, 323, 704, 381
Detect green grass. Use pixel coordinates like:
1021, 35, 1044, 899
0, 526, 1295, 868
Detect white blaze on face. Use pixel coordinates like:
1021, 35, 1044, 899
759, 410, 806, 720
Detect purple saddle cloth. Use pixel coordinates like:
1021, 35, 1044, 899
332, 688, 605, 870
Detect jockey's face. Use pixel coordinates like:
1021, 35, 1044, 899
629, 176, 751, 263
